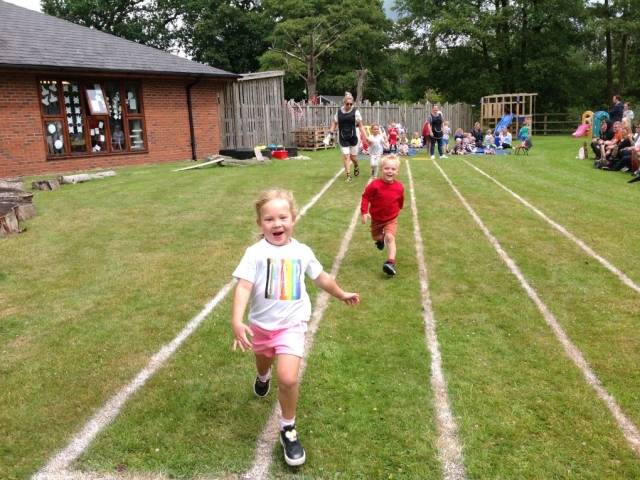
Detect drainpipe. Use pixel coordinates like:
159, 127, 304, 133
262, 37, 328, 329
186, 77, 201, 161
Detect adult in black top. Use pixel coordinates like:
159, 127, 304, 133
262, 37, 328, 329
471, 122, 484, 147
609, 95, 623, 124
326, 92, 369, 182
428, 104, 446, 158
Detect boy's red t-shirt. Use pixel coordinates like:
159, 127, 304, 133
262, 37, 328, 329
361, 179, 405, 223
388, 127, 399, 144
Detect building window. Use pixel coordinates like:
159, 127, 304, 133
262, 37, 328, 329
39, 79, 147, 158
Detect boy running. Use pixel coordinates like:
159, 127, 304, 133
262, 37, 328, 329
360, 155, 405, 276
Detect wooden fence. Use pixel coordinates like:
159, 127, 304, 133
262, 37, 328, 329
284, 102, 474, 145
217, 72, 588, 148
533, 113, 583, 136
218, 82, 474, 149
218, 72, 287, 150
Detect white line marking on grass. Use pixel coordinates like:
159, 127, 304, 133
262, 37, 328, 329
406, 160, 467, 480
34, 170, 345, 479
463, 160, 640, 295
243, 201, 361, 480
434, 161, 640, 459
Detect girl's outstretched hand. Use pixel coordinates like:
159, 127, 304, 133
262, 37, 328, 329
341, 292, 360, 306
233, 322, 253, 352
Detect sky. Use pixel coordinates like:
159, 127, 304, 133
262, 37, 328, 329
6, 0, 41, 11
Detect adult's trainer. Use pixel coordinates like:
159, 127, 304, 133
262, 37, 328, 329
324, 92, 369, 182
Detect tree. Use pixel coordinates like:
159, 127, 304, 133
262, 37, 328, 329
395, 0, 590, 111
260, 0, 392, 101
176, 0, 273, 74
41, 0, 180, 50
260, 18, 342, 98
41, 0, 273, 74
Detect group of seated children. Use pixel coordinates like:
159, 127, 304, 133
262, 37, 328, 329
361, 120, 531, 157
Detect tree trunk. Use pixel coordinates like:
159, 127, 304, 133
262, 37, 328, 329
0, 179, 26, 190
0, 201, 36, 221
0, 203, 21, 236
355, 69, 368, 103
0, 188, 34, 202
605, 0, 613, 100
618, 33, 628, 94
32, 179, 60, 190
58, 171, 116, 184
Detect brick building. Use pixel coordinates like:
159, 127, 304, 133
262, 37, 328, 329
0, 0, 239, 179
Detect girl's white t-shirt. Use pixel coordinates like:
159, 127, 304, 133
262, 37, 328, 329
233, 238, 323, 330
368, 134, 386, 155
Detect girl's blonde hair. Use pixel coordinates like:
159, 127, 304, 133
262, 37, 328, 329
343, 91, 354, 104
254, 188, 298, 222
381, 155, 400, 168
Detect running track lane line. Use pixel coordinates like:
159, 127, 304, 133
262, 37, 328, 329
406, 160, 467, 480
243, 190, 363, 479
463, 159, 640, 295
33, 168, 345, 479
433, 160, 640, 459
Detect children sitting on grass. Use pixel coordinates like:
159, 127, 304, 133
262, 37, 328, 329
410, 131, 422, 148
398, 135, 409, 155
450, 137, 467, 155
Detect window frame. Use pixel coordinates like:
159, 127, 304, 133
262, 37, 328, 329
37, 77, 148, 160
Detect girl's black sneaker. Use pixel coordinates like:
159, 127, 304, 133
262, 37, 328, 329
280, 425, 306, 466
254, 375, 270, 397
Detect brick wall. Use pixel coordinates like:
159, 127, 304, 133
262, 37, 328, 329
0, 73, 223, 179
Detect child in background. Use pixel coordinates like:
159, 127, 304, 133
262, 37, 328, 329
518, 121, 531, 141
367, 123, 389, 178
450, 137, 466, 155
454, 128, 465, 144
464, 135, 478, 154
442, 121, 452, 153
410, 131, 422, 148
422, 121, 431, 151
360, 135, 370, 155
232, 188, 359, 467
387, 122, 399, 153
361, 155, 405, 276
398, 136, 409, 155
484, 129, 495, 149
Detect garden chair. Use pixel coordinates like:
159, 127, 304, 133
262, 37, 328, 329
514, 137, 532, 155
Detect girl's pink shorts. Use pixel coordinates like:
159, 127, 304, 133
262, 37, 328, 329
250, 322, 308, 358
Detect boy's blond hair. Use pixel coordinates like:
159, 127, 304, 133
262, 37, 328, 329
380, 155, 400, 169
254, 188, 299, 221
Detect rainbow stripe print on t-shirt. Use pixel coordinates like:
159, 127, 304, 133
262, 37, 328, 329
265, 258, 302, 300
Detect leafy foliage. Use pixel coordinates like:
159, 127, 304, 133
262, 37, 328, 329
40, 0, 640, 110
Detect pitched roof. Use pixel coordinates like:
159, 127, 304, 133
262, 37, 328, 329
319, 95, 344, 105
0, 0, 239, 78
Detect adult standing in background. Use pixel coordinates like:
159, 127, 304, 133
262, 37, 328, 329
623, 102, 634, 122
609, 95, 624, 124
324, 92, 369, 182
427, 104, 447, 159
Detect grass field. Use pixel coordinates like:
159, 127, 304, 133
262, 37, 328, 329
2, 136, 640, 479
